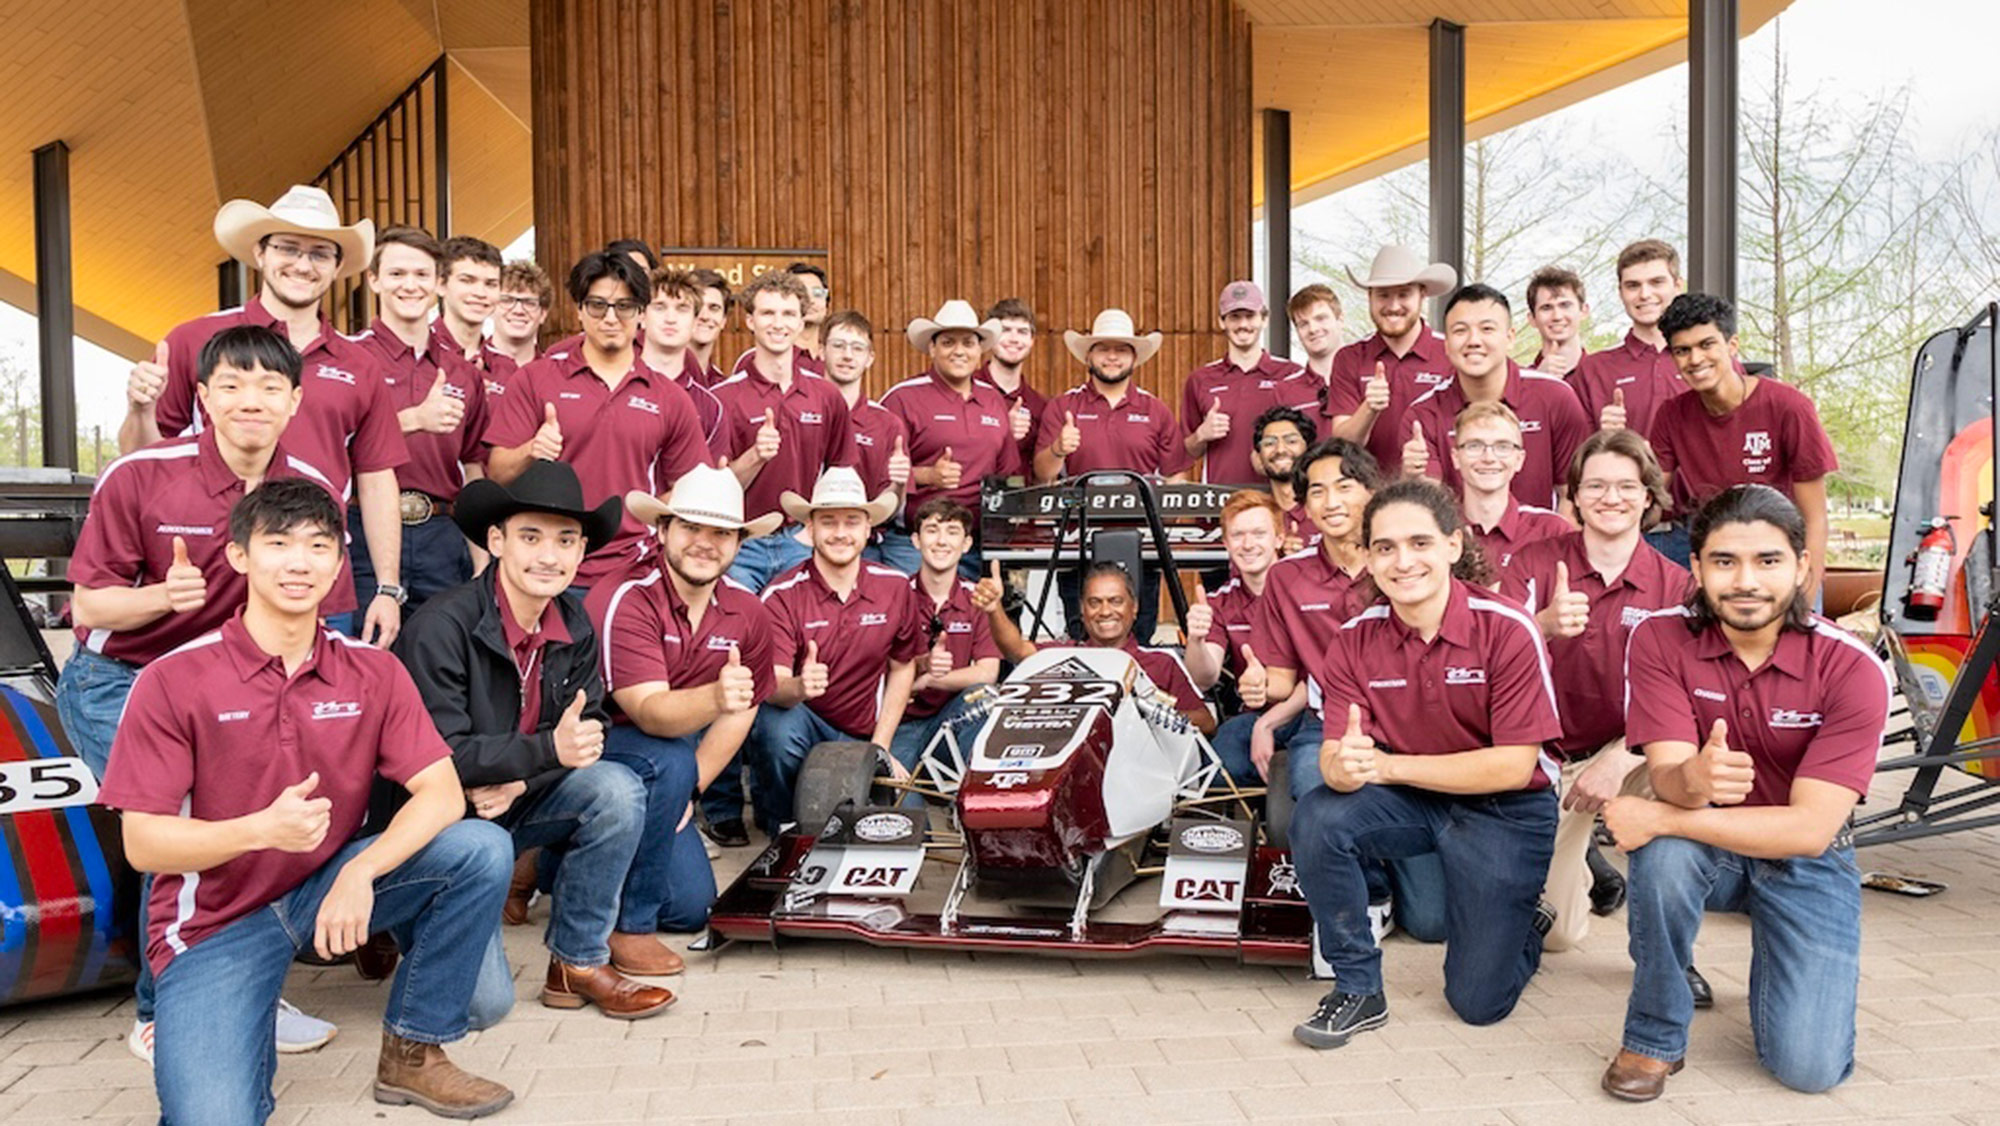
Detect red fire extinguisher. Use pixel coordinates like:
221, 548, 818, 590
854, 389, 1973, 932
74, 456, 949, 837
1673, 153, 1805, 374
1905, 517, 1957, 620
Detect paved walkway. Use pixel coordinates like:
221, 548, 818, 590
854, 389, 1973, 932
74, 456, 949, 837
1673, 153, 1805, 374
4, 769, 1999, 1125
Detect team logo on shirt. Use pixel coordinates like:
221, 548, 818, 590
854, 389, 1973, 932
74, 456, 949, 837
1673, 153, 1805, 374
1257, 380, 1277, 389
856, 433, 877, 447
858, 612, 889, 627
946, 621, 972, 634
799, 411, 824, 424
1126, 413, 1151, 423
1518, 420, 1543, 434
1770, 708, 1824, 729
442, 381, 468, 401
1743, 431, 1774, 474
485, 380, 507, 397
311, 701, 363, 721
1443, 666, 1487, 686
704, 636, 739, 651
1416, 372, 1446, 385
312, 364, 356, 385
626, 395, 660, 415
979, 415, 1002, 428
1620, 606, 1651, 629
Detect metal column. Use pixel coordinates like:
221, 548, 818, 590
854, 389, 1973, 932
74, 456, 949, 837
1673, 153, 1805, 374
1428, 19, 1466, 321
1262, 108, 1292, 357
1688, 0, 1739, 304
32, 141, 77, 471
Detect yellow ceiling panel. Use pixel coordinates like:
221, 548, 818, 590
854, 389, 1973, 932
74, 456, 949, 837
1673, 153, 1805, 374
446, 58, 534, 251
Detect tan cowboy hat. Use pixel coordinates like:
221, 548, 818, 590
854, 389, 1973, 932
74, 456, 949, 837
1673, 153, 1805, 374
626, 463, 783, 537
214, 185, 375, 281
1345, 245, 1458, 297
778, 467, 899, 527
1063, 309, 1163, 367
907, 300, 996, 352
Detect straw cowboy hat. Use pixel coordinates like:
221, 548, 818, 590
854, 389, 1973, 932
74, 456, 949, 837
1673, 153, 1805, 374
626, 463, 784, 537
906, 300, 996, 352
454, 460, 624, 552
778, 467, 899, 527
214, 185, 376, 280
1345, 245, 1458, 297
1063, 308, 1163, 367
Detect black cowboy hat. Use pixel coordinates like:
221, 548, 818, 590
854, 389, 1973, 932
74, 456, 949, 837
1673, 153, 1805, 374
452, 460, 623, 553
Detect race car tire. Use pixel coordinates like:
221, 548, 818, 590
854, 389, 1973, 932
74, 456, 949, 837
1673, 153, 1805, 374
795, 741, 893, 836
1264, 750, 1294, 850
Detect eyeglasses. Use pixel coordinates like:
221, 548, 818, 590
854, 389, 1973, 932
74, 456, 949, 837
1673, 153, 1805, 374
1457, 440, 1523, 458
263, 240, 339, 267
1577, 480, 1649, 500
581, 297, 645, 321
806, 286, 830, 300
498, 294, 545, 310
1257, 434, 1306, 450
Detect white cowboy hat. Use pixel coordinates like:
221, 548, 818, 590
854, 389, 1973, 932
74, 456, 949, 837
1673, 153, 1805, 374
1345, 245, 1458, 297
907, 299, 996, 352
627, 463, 783, 537
1063, 309, 1163, 367
778, 466, 899, 527
214, 185, 376, 281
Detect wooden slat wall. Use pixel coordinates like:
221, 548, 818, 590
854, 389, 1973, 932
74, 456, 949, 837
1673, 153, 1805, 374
529, 0, 1253, 404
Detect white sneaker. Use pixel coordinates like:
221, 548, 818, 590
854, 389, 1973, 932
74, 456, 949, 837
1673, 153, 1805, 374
127, 1017, 155, 1065
1367, 898, 1397, 943
275, 998, 337, 1053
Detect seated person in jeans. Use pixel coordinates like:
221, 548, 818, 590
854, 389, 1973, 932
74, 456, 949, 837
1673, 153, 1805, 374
395, 459, 676, 1018
750, 467, 925, 831
1599, 485, 1887, 1101
97, 480, 515, 1122
1291, 479, 1562, 1051
589, 463, 783, 934
892, 497, 1002, 770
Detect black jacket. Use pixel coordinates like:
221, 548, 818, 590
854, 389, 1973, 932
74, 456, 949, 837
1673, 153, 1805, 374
391, 569, 609, 810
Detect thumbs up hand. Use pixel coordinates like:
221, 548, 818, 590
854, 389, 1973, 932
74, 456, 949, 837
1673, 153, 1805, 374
1600, 387, 1628, 432
1326, 703, 1380, 791
972, 560, 1004, 612
714, 644, 757, 714
1183, 584, 1212, 647
927, 637, 954, 681
754, 408, 783, 462
162, 535, 208, 614
1056, 411, 1082, 457
800, 640, 830, 699
531, 402, 564, 461
1402, 420, 1430, 478
414, 370, 465, 433
259, 772, 333, 853
886, 434, 912, 488
1687, 717, 1756, 806
934, 447, 963, 490
1197, 400, 1231, 443
128, 340, 169, 410
1364, 361, 1391, 411
1010, 402, 1033, 442
1537, 560, 1591, 638
552, 689, 604, 768
1237, 644, 1268, 709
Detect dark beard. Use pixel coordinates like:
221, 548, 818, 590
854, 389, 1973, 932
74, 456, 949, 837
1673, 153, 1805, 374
1088, 365, 1131, 385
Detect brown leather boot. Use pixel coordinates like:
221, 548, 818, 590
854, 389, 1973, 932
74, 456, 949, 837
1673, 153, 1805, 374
607, 931, 685, 976
1601, 1049, 1684, 1102
374, 1031, 514, 1118
501, 850, 538, 926
542, 959, 677, 1019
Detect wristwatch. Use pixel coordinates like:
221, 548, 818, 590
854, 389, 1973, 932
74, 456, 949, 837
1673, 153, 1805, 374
375, 583, 409, 606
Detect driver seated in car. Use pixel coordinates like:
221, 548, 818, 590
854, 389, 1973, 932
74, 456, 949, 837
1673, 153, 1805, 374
1009, 561, 1216, 736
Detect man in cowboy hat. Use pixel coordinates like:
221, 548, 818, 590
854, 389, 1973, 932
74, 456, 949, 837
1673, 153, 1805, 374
1180, 280, 1318, 485
747, 468, 927, 833
882, 300, 1025, 575
120, 183, 413, 649
585, 464, 783, 931
1324, 245, 1458, 476
393, 460, 677, 1020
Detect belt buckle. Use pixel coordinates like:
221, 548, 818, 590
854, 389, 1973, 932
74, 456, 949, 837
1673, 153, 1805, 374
398, 491, 434, 526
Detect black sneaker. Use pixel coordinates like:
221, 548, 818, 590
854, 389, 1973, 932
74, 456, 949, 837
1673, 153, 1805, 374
1686, 965, 1714, 1010
702, 817, 751, 848
1586, 844, 1626, 915
1293, 990, 1388, 1050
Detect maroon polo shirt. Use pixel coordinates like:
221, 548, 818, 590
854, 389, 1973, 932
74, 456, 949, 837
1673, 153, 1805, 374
880, 370, 1024, 514
98, 616, 450, 974
1529, 346, 1589, 372
1571, 331, 1686, 437
672, 352, 726, 451
734, 346, 825, 377
1248, 546, 1375, 675
1468, 496, 1573, 573
761, 561, 927, 738
1648, 378, 1838, 522
1323, 328, 1453, 474
478, 339, 522, 383
1316, 579, 1562, 791
848, 398, 911, 499
1036, 382, 1184, 477
353, 320, 489, 500
1180, 352, 1317, 485
69, 431, 350, 665
1409, 362, 1592, 510
495, 579, 572, 734
153, 297, 408, 495
1499, 533, 1689, 758
907, 575, 1000, 720
589, 565, 775, 723
1202, 575, 1261, 681
484, 348, 712, 589
427, 318, 476, 366
1284, 505, 1320, 551
711, 355, 858, 523
1624, 609, 1889, 805
977, 363, 1048, 471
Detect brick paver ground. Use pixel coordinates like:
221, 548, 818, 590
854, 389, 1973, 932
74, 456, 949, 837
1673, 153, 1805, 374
5, 766, 1998, 1124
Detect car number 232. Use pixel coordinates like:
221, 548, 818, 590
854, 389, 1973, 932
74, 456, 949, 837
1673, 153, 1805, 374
989, 680, 1121, 708
0, 757, 99, 816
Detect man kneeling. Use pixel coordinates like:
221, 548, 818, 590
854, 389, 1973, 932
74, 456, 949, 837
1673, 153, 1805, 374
99, 480, 514, 1122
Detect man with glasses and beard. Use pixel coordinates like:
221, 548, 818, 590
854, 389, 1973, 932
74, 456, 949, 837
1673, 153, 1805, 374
1250, 406, 1317, 554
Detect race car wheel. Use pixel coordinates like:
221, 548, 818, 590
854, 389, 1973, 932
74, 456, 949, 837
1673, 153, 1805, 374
1264, 750, 1294, 850
794, 741, 894, 836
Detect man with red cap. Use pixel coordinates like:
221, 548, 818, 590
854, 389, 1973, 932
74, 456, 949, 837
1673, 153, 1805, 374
1180, 280, 1317, 485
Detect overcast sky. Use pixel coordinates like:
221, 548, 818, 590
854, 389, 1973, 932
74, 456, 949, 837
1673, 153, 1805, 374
6, 0, 1996, 439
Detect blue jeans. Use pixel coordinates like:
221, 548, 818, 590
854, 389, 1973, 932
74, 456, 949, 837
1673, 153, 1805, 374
349, 506, 472, 614
888, 688, 980, 772
1292, 784, 1555, 1023
151, 821, 510, 1126
747, 703, 851, 833
503, 763, 646, 963
725, 528, 813, 592
864, 529, 921, 575
1212, 710, 1322, 795
600, 725, 717, 933
55, 647, 154, 1018
1644, 524, 1691, 569
1623, 835, 1861, 1091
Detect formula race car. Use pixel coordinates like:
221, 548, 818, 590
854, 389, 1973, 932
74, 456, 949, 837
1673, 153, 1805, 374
707, 645, 1316, 963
